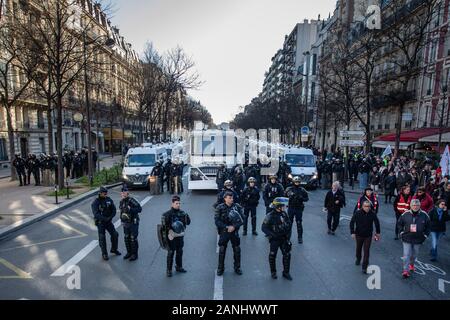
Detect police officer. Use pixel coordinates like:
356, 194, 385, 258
285, 176, 309, 243
164, 159, 172, 193
162, 195, 191, 277
91, 186, 121, 260
25, 154, 34, 185
263, 175, 285, 213
119, 185, 142, 261
28, 154, 41, 186
240, 177, 260, 236
169, 160, 181, 194
150, 161, 165, 193
216, 163, 227, 191
63, 151, 73, 178
262, 197, 293, 280
233, 166, 245, 198
214, 180, 239, 208
215, 192, 244, 276
12, 154, 26, 186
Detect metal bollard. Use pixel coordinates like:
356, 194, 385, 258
54, 185, 59, 204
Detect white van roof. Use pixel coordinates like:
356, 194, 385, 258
284, 147, 314, 155
126, 147, 166, 155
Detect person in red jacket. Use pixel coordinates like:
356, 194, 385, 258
393, 185, 413, 240
412, 187, 434, 214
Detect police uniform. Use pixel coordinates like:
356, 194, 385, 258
12, 155, 26, 186
91, 189, 120, 259
240, 184, 260, 235
263, 181, 284, 213
285, 184, 309, 243
162, 207, 191, 276
214, 202, 244, 275
119, 189, 142, 261
262, 203, 293, 280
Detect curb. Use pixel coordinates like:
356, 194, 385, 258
0, 182, 123, 240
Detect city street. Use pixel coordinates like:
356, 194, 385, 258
0, 176, 449, 300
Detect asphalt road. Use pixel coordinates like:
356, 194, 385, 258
0, 177, 450, 300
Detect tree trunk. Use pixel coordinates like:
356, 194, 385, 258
5, 106, 17, 180
57, 93, 64, 190
46, 100, 54, 154
394, 103, 404, 159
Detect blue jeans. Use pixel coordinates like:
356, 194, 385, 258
402, 242, 420, 272
430, 232, 444, 260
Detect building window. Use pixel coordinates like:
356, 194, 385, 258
426, 74, 434, 95
429, 40, 437, 63
385, 123, 390, 130
0, 138, 7, 161
37, 110, 44, 129
39, 138, 45, 153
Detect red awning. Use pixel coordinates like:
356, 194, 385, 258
374, 128, 450, 142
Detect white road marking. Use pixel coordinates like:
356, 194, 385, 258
51, 240, 98, 277
51, 196, 153, 277
340, 215, 352, 221
213, 234, 223, 300
213, 273, 224, 300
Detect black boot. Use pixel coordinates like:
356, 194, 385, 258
123, 236, 132, 260
233, 246, 242, 275
99, 233, 108, 260
175, 249, 186, 272
269, 253, 277, 279
129, 238, 138, 261
297, 224, 303, 244
217, 246, 226, 276
282, 253, 292, 281
167, 250, 174, 277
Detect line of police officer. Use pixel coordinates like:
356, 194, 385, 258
90, 172, 307, 280
12, 153, 59, 186
150, 159, 185, 194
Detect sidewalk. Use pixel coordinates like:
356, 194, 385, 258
0, 154, 122, 230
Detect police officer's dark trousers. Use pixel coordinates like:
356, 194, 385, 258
97, 221, 118, 255
218, 231, 241, 272
288, 207, 304, 240
243, 206, 257, 233
167, 237, 184, 271
269, 238, 291, 275
123, 222, 139, 258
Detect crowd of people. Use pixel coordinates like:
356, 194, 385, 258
90, 145, 450, 281
11, 148, 98, 187
150, 158, 185, 194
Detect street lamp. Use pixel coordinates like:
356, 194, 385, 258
83, 31, 115, 186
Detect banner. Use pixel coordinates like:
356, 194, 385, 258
381, 144, 393, 158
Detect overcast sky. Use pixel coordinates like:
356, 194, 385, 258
110, 0, 336, 124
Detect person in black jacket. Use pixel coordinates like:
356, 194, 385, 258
150, 161, 165, 193
119, 185, 142, 261
285, 176, 309, 243
215, 192, 244, 276
162, 195, 191, 277
91, 186, 121, 260
12, 154, 27, 186
324, 182, 346, 235
397, 199, 431, 279
350, 201, 381, 274
263, 175, 285, 213
240, 177, 260, 236
261, 197, 292, 280
428, 199, 449, 262
384, 171, 396, 203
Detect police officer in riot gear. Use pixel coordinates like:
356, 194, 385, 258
162, 195, 191, 277
216, 163, 228, 191
214, 180, 239, 208
91, 186, 121, 260
240, 177, 260, 236
12, 154, 27, 186
263, 175, 284, 213
215, 192, 244, 276
262, 197, 293, 280
150, 161, 165, 193
119, 185, 142, 261
285, 176, 309, 243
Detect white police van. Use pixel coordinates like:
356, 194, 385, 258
122, 146, 167, 188
284, 147, 318, 189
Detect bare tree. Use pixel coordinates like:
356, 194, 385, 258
0, 3, 37, 179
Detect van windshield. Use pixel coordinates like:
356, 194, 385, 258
285, 154, 315, 167
125, 154, 156, 167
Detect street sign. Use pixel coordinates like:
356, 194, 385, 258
339, 130, 364, 137
339, 140, 364, 147
301, 135, 309, 142
300, 126, 310, 135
